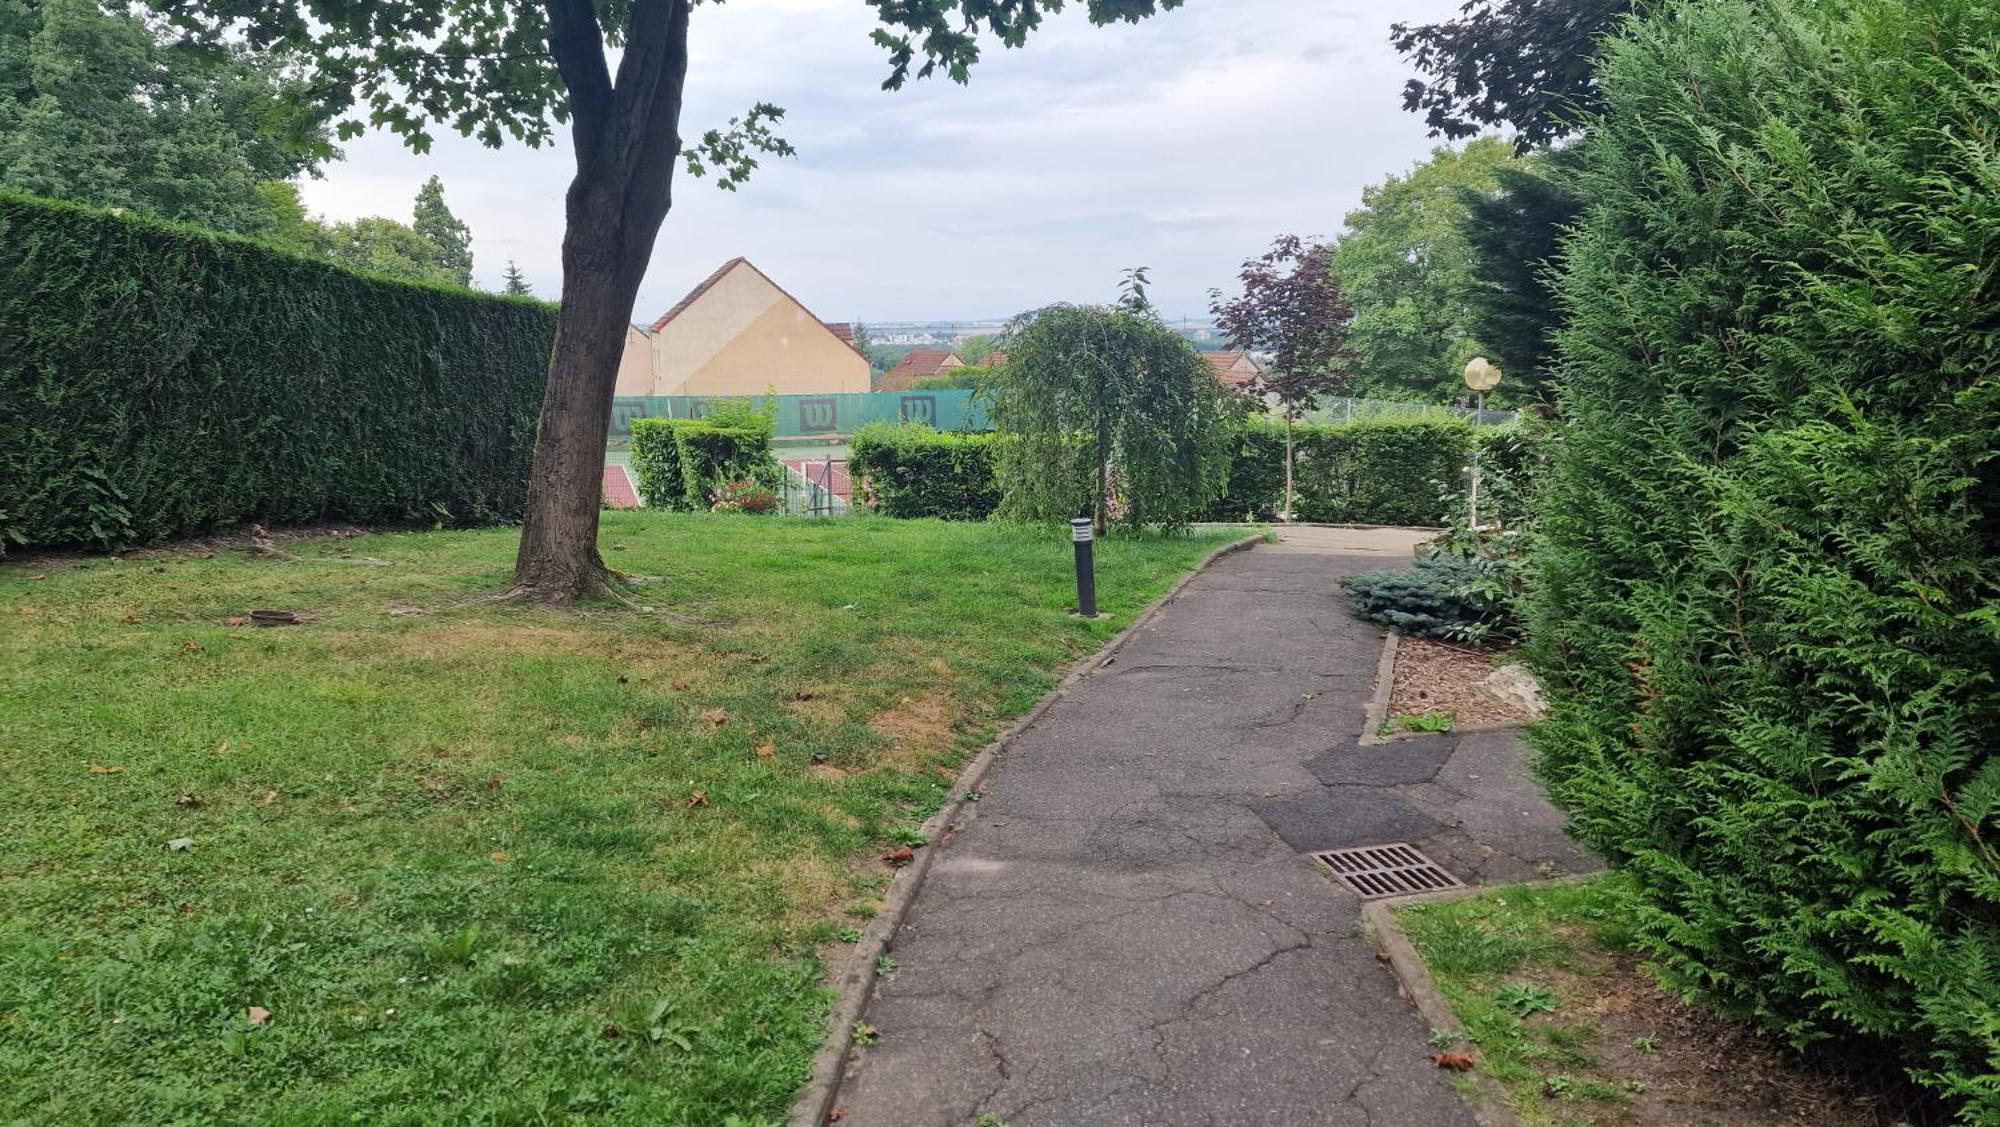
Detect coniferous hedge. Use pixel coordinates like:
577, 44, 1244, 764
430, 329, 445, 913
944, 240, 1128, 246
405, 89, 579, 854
0, 192, 558, 551
1529, 0, 1998, 1115
849, 423, 1001, 520
626, 416, 780, 511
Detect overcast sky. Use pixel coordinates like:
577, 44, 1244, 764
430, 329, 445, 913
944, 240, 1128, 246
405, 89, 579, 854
296, 0, 1472, 325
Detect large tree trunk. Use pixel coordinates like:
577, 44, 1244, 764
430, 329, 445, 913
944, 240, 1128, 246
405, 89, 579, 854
508, 0, 691, 604
507, 218, 650, 601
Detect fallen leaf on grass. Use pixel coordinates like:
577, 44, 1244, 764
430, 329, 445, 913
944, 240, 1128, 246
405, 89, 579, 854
216, 741, 230, 756
489, 851, 509, 864
700, 708, 728, 727
685, 790, 708, 808
258, 789, 279, 806
486, 776, 501, 790
883, 846, 915, 866
1431, 1051, 1476, 1071
175, 794, 204, 808
754, 742, 775, 759
166, 837, 194, 852
247, 1006, 270, 1026
89, 764, 123, 775
224, 616, 247, 627
26, 574, 44, 581
19, 606, 44, 616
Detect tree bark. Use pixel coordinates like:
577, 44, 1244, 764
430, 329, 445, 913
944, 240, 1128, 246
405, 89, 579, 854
509, 0, 691, 603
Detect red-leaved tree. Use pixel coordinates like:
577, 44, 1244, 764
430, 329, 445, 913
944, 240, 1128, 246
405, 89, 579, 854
1209, 235, 1355, 518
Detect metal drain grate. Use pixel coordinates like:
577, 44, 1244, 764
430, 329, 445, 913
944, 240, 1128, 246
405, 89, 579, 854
1311, 843, 1463, 900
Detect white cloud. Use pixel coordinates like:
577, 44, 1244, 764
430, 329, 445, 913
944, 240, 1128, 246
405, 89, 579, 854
296, 0, 1473, 322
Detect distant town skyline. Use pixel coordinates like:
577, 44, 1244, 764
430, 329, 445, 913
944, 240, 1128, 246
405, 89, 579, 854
297, 0, 1476, 324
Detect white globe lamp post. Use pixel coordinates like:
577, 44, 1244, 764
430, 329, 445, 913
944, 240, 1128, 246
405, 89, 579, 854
1462, 357, 1502, 532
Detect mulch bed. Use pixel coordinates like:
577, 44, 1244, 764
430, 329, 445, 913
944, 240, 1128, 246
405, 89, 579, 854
1387, 636, 1530, 728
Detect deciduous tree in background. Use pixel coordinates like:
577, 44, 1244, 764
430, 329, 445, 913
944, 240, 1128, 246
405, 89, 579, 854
1335, 137, 1515, 402
148, 0, 1185, 604
1209, 235, 1355, 519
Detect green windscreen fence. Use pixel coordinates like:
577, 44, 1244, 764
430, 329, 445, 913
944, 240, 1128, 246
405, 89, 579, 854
610, 392, 988, 439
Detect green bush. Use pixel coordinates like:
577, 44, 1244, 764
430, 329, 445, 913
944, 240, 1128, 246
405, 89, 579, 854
1530, 0, 1999, 1116
1204, 417, 1490, 525
848, 422, 999, 520
627, 416, 780, 511
0, 191, 557, 551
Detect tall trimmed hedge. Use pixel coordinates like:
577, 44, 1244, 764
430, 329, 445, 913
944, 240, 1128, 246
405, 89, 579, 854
1530, 0, 1998, 1115
849, 422, 999, 520
626, 417, 780, 511
0, 192, 557, 551
1207, 417, 1519, 526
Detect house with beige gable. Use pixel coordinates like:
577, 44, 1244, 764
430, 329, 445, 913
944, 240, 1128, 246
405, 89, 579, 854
617, 257, 870, 398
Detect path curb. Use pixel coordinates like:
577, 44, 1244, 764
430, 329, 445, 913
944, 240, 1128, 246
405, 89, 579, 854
786, 532, 1266, 1127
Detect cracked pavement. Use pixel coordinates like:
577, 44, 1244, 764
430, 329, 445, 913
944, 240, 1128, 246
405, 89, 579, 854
831, 527, 1594, 1126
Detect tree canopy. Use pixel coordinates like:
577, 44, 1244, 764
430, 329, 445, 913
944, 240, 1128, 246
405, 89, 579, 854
993, 275, 1230, 533
412, 175, 473, 286
1334, 137, 1516, 402
0, 0, 334, 232
1391, 0, 1633, 149
1454, 147, 1581, 398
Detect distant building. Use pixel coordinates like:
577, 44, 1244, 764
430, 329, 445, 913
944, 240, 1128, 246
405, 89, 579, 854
617, 257, 870, 397
1204, 350, 1266, 391
878, 349, 965, 391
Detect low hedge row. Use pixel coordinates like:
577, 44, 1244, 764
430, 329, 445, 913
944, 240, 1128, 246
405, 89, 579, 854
846, 417, 1535, 528
627, 417, 780, 511
0, 191, 559, 551
849, 423, 1000, 520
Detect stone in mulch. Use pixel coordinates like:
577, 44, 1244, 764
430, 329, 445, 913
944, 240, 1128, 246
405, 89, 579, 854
1388, 637, 1539, 728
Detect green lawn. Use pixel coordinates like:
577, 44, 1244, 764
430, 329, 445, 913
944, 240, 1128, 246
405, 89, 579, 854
1395, 877, 1647, 1123
0, 514, 1232, 1125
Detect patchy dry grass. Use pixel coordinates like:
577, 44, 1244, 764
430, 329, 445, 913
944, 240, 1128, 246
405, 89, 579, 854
0, 512, 1230, 1125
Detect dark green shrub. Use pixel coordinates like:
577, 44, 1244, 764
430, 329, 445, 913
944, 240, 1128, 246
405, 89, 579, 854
1530, 0, 1999, 1115
1340, 552, 1515, 642
1203, 421, 1288, 521
0, 191, 557, 551
627, 416, 780, 511
849, 422, 1000, 520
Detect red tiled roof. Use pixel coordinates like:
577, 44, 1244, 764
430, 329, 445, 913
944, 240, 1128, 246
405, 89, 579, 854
890, 350, 961, 376
824, 322, 855, 345
1205, 351, 1263, 389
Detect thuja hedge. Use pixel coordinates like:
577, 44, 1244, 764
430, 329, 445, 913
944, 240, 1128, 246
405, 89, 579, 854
1207, 417, 1535, 527
1530, 0, 1998, 1115
626, 417, 780, 510
0, 191, 557, 551
849, 422, 1000, 520
847, 417, 1531, 526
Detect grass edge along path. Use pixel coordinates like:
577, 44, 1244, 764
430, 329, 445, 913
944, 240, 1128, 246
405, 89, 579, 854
0, 513, 1233, 1126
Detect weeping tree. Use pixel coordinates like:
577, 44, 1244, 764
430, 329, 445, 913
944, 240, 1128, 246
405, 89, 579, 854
993, 271, 1231, 534
1209, 235, 1355, 519
146, 0, 1186, 603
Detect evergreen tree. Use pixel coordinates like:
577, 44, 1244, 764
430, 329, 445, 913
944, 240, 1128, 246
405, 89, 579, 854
501, 260, 533, 297
1453, 147, 1582, 401
411, 175, 472, 286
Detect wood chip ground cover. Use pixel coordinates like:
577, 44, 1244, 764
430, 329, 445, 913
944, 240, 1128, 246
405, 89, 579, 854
0, 513, 1229, 1124
1394, 875, 1938, 1126
1387, 636, 1529, 729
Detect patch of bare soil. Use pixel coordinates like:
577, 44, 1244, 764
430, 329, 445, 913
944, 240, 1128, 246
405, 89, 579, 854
868, 691, 958, 768
1389, 637, 1529, 728
1531, 950, 1943, 1127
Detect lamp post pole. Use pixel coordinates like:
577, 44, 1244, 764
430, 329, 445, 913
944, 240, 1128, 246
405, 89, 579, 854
1462, 358, 1503, 535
